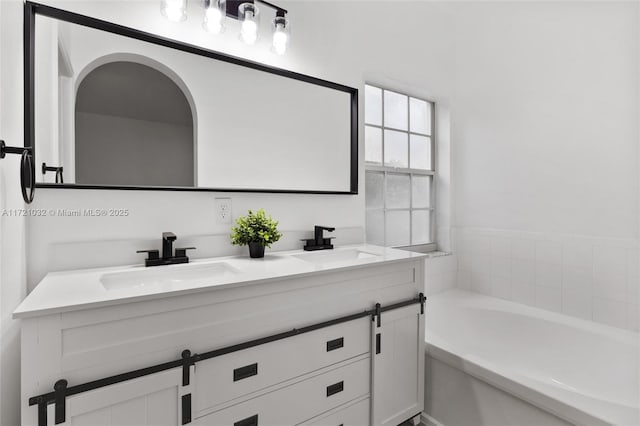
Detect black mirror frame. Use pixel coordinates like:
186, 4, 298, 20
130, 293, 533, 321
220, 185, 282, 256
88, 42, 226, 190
24, 1, 358, 195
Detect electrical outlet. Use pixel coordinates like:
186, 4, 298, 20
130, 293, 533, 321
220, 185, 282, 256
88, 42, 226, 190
215, 198, 232, 224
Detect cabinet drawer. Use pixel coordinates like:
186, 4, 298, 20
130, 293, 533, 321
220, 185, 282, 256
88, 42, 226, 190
194, 317, 369, 413
193, 357, 369, 426
303, 397, 370, 426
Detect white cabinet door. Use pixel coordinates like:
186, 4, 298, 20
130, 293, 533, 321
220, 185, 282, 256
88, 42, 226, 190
50, 369, 184, 426
370, 304, 424, 426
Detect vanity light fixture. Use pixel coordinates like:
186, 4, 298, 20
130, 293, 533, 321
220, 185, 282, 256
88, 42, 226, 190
203, 0, 226, 33
162, 0, 290, 54
161, 0, 188, 22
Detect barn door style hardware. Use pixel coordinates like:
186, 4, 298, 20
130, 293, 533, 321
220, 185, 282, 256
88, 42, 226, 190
373, 303, 381, 328
371, 293, 425, 327
28, 294, 425, 426
181, 349, 194, 424
0, 140, 35, 203
53, 380, 67, 424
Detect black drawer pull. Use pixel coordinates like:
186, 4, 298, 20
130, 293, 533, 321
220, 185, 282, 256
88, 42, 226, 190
234, 414, 258, 426
376, 333, 381, 354
181, 394, 191, 425
233, 363, 258, 382
326, 381, 344, 397
326, 337, 344, 352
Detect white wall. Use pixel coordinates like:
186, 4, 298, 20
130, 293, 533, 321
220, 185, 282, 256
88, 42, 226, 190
0, 2, 28, 425
453, 1, 638, 238
451, 1, 640, 330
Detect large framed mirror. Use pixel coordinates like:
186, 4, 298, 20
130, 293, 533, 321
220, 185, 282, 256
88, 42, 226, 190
25, 2, 358, 194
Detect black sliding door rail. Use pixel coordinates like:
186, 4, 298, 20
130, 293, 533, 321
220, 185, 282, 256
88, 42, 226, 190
24, 1, 358, 195
28, 294, 425, 425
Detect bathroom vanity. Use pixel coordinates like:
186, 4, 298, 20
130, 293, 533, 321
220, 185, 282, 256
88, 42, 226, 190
15, 245, 426, 426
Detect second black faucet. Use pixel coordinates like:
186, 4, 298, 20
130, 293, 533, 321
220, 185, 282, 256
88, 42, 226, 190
303, 226, 335, 251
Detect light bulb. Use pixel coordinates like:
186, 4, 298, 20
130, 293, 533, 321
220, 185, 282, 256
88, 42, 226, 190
272, 25, 287, 54
164, 6, 184, 22
206, 7, 222, 21
203, 0, 225, 34
161, 0, 187, 22
204, 7, 223, 33
241, 15, 258, 44
271, 16, 289, 55
238, 3, 259, 45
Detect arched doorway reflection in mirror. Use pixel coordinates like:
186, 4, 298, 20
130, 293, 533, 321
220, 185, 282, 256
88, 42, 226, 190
75, 59, 195, 187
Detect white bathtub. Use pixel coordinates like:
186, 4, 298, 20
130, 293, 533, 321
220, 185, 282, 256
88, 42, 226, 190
425, 290, 639, 426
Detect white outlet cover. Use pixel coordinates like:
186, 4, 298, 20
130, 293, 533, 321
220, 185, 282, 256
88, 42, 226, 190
215, 198, 232, 224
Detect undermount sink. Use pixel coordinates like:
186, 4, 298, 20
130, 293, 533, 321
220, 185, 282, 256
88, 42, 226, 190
292, 248, 381, 266
100, 262, 238, 291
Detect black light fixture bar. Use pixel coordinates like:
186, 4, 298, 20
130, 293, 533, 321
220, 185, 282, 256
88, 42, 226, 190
226, 0, 287, 19
257, 0, 287, 16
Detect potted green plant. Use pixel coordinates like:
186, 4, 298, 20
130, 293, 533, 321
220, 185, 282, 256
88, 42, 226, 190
230, 209, 283, 258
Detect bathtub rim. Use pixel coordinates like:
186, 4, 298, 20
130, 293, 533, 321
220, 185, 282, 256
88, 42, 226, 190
425, 341, 610, 426
425, 289, 639, 426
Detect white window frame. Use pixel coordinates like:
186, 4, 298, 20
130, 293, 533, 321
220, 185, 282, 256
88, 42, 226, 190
364, 84, 437, 252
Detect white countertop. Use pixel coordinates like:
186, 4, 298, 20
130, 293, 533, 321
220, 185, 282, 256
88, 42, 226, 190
14, 245, 426, 319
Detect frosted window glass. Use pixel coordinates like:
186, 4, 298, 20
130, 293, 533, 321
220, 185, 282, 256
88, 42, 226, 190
410, 135, 431, 170
366, 210, 385, 245
383, 130, 408, 168
365, 126, 382, 164
386, 210, 410, 247
386, 174, 410, 209
412, 175, 431, 208
365, 85, 382, 126
410, 98, 431, 135
365, 171, 384, 209
412, 210, 431, 244
384, 91, 408, 130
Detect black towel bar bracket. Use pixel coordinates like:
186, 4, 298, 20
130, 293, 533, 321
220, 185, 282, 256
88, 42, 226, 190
28, 293, 425, 425
42, 162, 63, 184
0, 140, 35, 203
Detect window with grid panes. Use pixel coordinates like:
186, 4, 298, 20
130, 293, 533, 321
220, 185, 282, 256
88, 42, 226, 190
364, 84, 435, 249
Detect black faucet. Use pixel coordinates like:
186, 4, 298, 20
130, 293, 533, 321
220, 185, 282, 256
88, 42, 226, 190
302, 225, 335, 251
162, 232, 177, 259
137, 232, 196, 267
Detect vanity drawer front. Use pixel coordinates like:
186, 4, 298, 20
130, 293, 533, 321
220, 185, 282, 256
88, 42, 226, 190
194, 357, 370, 426
194, 317, 370, 413
304, 397, 370, 426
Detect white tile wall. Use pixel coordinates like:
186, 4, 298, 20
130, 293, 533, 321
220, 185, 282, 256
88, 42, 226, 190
454, 228, 640, 331
425, 253, 458, 297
